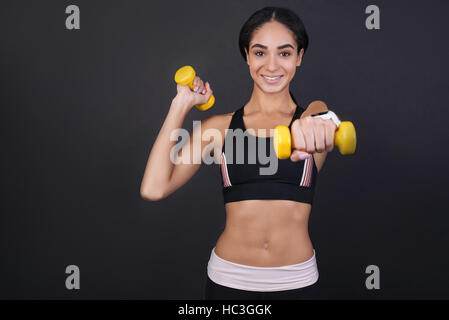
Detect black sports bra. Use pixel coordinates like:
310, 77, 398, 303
218, 104, 318, 204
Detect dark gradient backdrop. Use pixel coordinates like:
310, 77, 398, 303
1, 0, 448, 299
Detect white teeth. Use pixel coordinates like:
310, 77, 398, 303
263, 75, 281, 80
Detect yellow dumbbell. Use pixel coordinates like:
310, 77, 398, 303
273, 114, 357, 159
174, 65, 215, 111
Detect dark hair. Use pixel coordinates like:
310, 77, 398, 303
238, 7, 309, 106
238, 6, 309, 62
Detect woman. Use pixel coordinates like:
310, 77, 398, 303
140, 6, 337, 300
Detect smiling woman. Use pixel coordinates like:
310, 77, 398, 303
140, 6, 323, 300
242, 16, 306, 99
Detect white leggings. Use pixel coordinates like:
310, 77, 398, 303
207, 247, 319, 292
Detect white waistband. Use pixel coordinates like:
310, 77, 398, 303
207, 247, 319, 292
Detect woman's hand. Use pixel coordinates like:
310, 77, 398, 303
290, 116, 337, 162
173, 76, 213, 110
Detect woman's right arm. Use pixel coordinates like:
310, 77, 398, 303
140, 78, 215, 201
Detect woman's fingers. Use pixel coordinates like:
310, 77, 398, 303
301, 117, 315, 154
290, 120, 311, 162
313, 119, 326, 153
290, 150, 312, 162
204, 82, 213, 98
290, 117, 336, 159
194, 76, 205, 94
325, 120, 335, 152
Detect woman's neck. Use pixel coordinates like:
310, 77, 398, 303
246, 86, 296, 115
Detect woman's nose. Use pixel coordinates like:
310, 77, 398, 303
266, 54, 280, 70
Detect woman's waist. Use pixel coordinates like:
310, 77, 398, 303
220, 222, 310, 244
207, 246, 319, 292
215, 229, 313, 267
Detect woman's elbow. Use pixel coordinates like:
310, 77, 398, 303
140, 186, 165, 202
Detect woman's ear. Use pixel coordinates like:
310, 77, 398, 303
296, 48, 304, 67
245, 48, 249, 66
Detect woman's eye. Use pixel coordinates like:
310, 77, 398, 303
254, 51, 291, 57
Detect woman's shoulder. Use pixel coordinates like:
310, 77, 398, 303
201, 110, 235, 132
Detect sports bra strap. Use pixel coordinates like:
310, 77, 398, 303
228, 105, 245, 130
288, 104, 304, 128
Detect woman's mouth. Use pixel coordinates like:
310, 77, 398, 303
261, 75, 283, 84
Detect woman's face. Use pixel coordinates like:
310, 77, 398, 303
245, 21, 304, 94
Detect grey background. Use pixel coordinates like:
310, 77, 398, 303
1, 0, 448, 299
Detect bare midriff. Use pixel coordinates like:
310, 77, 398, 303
214, 199, 314, 267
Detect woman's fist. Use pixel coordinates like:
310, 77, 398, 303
290, 116, 337, 162
175, 76, 213, 108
